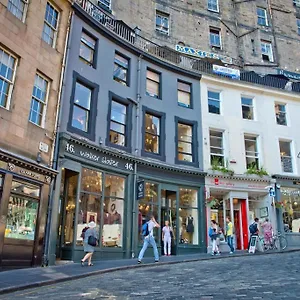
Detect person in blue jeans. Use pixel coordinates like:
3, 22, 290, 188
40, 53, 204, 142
138, 213, 160, 263
226, 217, 234, 254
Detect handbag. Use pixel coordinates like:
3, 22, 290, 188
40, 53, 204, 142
88, 235, 97, 246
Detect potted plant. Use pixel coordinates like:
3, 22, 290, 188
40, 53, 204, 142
245, 163, 268, 177
210, 157, 234, 176
206, 196, 218, 207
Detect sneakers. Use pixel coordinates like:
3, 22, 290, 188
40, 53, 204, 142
137, 260, 142, 264
155, 260, 159, 263
229, 251, 234, 254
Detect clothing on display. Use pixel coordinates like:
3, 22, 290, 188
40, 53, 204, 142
186, 216, 194, 233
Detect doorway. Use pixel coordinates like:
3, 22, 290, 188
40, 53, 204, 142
233, 199, 248, 250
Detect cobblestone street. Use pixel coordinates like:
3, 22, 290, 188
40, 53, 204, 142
1, 252, 299, 300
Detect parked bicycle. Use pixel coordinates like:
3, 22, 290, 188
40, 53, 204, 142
259, 231, 288, 251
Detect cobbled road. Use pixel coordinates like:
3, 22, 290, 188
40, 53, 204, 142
1, 252, 300, 300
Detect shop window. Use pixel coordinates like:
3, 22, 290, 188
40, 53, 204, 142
42, 2, 59, 47
257, 7, 268, 26
244, 135, 259, 170
208, 0, 219, 12
279, 140, 293, 173
144, 113, 160, 154
210, 130, 224, 166
208, 90, 220, 114
261, 40, 274, 62
102, 175, 125, 248
209, 27, 221, 49
79, 31, 97, 67
241, 97, 254, 120
138, 182, 159, 243
156, 11, 169, 35
179, 189, 198, 245
146, 69, 161, 99
209, 196, 225, 233
7, 0, 28, 22
178, 80, 191, 108
5, 181, 40, 241
113, 52, 130, 86
177, 122, 193, 163
275, 103, 287, 126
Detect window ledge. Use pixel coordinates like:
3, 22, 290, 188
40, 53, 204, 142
207, 8, 219, 13
28, 120, 45, 130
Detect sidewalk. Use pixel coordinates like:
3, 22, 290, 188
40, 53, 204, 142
0, 248, 299, 295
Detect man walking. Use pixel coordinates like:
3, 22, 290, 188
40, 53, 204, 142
226, 217, 234, 254
138, 213, 160, 264
248, 217, 259, 250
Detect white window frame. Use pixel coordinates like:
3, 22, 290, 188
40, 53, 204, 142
29, 73, 50, 128
99, 0, 111, 10
208, 0, 219, 12
244, 134, 260, 169
0, 46, 18, 110
261, 40, 274, 62
279, 140, 294, 174
7, 0, 29, 22
241, 96, 254, 120
297, 19, 300, 35
42, 2, 60, 48
209, 129, 224, 166
209, 27, 222, 49
155, 11, 169, 35
257, 7, 268, 26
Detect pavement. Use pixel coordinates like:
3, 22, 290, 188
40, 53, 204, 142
0, 248, 299, 296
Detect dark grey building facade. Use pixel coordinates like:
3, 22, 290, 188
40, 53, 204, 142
47, 2, 206, 265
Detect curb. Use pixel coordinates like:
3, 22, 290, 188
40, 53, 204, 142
0, 249, 299, 295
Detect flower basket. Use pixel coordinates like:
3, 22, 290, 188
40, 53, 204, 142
273, 202, 284, 209
206, 196, 217, 207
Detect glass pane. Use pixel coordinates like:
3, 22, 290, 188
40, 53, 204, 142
147, 70, 160, 82
145, 132, 159, 153
145, 113, 160, 135
242, 105, 254, 120
81, 168, 102, 193
102, 198, 124, 247
210, 131, 222, 148
245, 136, 257, 152
179, 208, 198, 245
208, 99, 220, 114
81, 32, 96, 49
280, 141, 291, 156
178, 90, 190, 107
208, 91, 219, 101
178, 123, 192, 142
5, 196, 38, 240
281, 156, 293, 173
241, 97, 252, 106
178, 81, 191, 93
11, 181, 40, 197
110, 130, 125, 146
74, 82, 91, 110
146, 79, 159, 98
246, 157, 259, 169
79, 44, 94, 64
178, 141, 192, 154
111, 101, 126, 124
76, 192, 101, 246
143, 182, 158, 203
110, 121, 125, 134
72, 105, 89, 132
114, 54, 128, 68
113, 64, 127, 83
105, 175, 125, 198
178, 152, 193, 162
179, 189, 198, 207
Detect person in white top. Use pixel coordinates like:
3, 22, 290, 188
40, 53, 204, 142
162, 220, 172, 256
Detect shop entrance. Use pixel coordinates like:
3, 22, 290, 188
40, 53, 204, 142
161, 189, 177, 255
233, 199, 248, 250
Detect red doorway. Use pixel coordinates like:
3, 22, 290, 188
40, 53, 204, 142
233, 199, 248, 250
234, 210, 241, 249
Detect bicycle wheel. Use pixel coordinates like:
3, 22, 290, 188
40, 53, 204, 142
279, 236, 288, 250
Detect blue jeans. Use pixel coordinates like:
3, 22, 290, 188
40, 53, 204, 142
227, 235, 234, 252
138, 236, 159, 261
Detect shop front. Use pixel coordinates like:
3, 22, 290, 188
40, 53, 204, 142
0, 148, 56, 270
205, 174, 272, 252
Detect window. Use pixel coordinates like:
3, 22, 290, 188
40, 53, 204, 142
257, 8, 268, 26
29, 74, 49, 126
99, 0, 111, 10
275, 103, 287, 126
79, 31, 96, 66
279, 141, 293, 173
208, 91, 220, 114
0, 47, 17, 109
42, 2, 59, 47
297, 19, 300, 35
156, 11, 169, 34
7, 0, 28, 21
113, 53, 129, 86
144, 113, 160, 154
146, 69, 160, 98
178, 80, 191, 108
179, 189, 199, 245
241, 97, 254, 120
244, 135, 259, 169
210, 130, 224, 166
261, 41, 274, 62
178, 123, 193, 162
109, 101, 127, 147
71, 82, 92, 132
209, 28, 221, 48
208, 0, 219, 12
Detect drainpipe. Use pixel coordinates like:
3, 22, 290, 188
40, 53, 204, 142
43, 11, 73, 266
131, 54, 143, 258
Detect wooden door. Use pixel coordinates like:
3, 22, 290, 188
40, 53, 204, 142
234, 210, 241, 249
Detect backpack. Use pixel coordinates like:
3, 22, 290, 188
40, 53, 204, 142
249, 223, 257, 234
142, 222, 150, 237
208, 227, 214, 238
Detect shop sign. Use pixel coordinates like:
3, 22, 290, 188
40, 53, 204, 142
65, 143, 134, 172
136, 180, 145, 200
277, 69, 300, 81
175, 45, 233, 64
208, 178, 266, 190
269, 187, 275, 197
213, 65, 240, 80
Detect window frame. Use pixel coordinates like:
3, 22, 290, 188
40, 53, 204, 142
113, 51, 130, 87
155, 11, 170, 35
79, 29, 98, 68
67, 71, 99, 141
146, 68, 161, 99
209, 27, 222, 49
207, 0, 219, 12
209, 129, 224, 167
244, 134, 260, 170
141, 106, 166, 161
275, 103, 287, 126
208, 90, 221, 115
175, 116, 199, 167
98, 0, 111, 11
257, 7, 268, 26
28, 72, 50, 128
279, 140, 294, 173
261, 40, 274, 62
42, 2, 60, 48
177, 79, 192, 109
241, 96, 254, 120
7, 0, 29, 22
106, 91, 132, 152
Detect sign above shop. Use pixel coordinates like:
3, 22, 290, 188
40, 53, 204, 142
65, 142, 134, 172
175, 45, 233, 64
208, 177, 267, 190
213, 65, 240, 80
277, 69, 300, 81
136, 180, 145, 200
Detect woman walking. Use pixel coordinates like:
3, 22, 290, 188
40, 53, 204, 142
81, 221, 98, 266
261, 218, 273, 247
209, 220, 220, 255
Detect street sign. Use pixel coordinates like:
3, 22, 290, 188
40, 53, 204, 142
136, 180, 145, 200
248, 235, 258, 254
269, 187, 275, 197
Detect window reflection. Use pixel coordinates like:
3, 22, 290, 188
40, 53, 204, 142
11, 181, 40, 197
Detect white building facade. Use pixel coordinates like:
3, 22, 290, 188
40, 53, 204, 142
201, 74, 300, 252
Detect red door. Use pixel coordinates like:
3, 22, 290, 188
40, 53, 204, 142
234, 210, 241, 249
240, 199, 248, 249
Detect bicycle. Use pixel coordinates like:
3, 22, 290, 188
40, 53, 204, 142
259, 232, 288, 251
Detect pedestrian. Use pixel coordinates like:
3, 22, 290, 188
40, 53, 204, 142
248, 217, 259, 250
162, 220, 172, 256
226, 217, 234, 254
138, 213, 160, 264
261, 218, 273, 246
81, 221, 98, 267
208, 220, 220, 256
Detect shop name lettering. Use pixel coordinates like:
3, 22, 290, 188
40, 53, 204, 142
19, 169, 40, 179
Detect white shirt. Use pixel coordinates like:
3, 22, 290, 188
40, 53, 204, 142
162, 226, 171, 239
148, 220, 155, 237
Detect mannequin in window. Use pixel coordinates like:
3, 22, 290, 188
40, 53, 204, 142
186, 215, 194, 243
111, 203, 122, 224
104, 208, 112, 225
